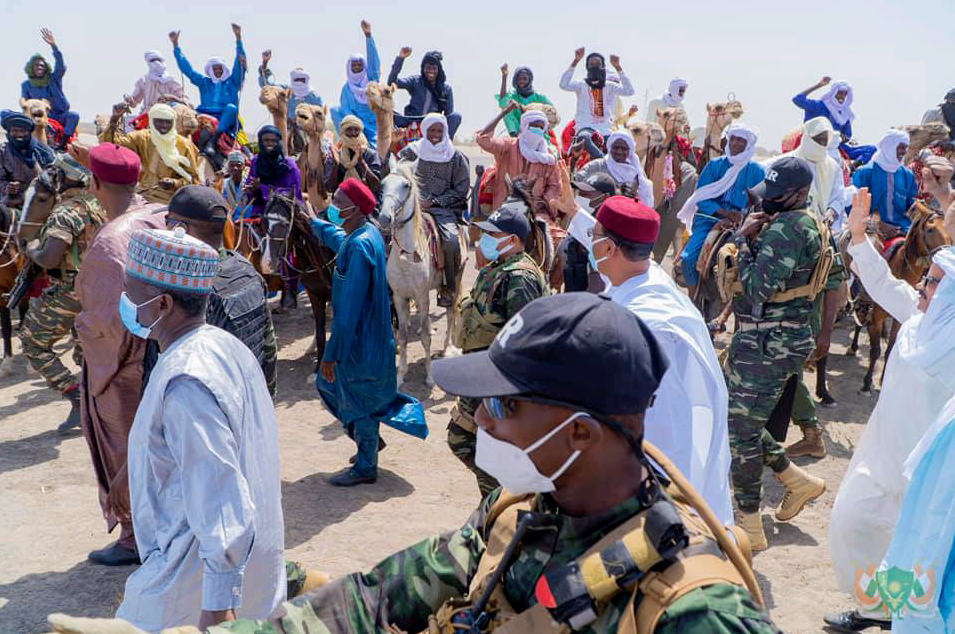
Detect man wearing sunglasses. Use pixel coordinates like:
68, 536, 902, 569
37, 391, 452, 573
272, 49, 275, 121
567, 194, 733, 526
826, 188, 955, 633
163, 292, 778, 634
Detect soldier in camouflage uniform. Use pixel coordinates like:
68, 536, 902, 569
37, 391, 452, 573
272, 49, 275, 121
185, 293, 780, 634
449, 201, 547, 498
726, 157, 830, 550
20, 155, 105, 434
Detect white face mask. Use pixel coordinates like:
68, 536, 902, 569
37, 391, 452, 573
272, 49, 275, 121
475, 412, 587, 495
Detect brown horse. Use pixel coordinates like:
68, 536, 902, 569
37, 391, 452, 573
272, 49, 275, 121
843, 203, 952, 392
261, 192, 335, 376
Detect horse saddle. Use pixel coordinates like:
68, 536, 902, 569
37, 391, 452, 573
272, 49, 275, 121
881, 236, 905, 262
422, 212, 444, 271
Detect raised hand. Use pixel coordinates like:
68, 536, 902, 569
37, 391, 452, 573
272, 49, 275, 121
573, 47, 585, 65
361, 20, 372, 36
819, 76, 832, 86
609, 54, 622, 71
399, 46, 413, 59
231, 23, 242, 40
40, 28, 56, 47
168, 30, 181, 47
261, 49, 272, 64
500, 63, 508, 76
847, 187, 872, 244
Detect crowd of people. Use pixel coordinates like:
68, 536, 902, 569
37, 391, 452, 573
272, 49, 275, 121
3, 20, 955, 634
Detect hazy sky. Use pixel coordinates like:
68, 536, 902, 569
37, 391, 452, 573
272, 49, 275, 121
5, 0, 952, 149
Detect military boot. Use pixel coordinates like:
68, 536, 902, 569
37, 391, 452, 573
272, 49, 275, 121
57, 384, 82, 436
786, 427, 826, 458
775, 464, 826, 521
737, 511, 768, 551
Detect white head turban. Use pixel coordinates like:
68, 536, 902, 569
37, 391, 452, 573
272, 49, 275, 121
414, 113, 455, 163
517, 111, 556, 166
663, 78, 687, 108
144, 50, 168, 81
204, 57, 231, 84
346, 54, 369, 105
898, 247, 955, 374
290, 68, 313, 99
604, 130, 653, 207
147, 103, 192, 180
820, 81, 855, 126
677, 123, 758, 230
870, 129, 910, 173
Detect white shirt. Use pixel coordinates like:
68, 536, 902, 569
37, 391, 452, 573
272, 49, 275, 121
568, 209, 734, 525
559, 68, 635, 136
118, 325, 285, 631
829, 239, 955, 606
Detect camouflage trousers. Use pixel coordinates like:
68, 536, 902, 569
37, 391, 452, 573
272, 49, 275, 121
725, 325, 814, 513
447, 411, 499, 499
792, 377, 819, 431
20, 280, 82, 393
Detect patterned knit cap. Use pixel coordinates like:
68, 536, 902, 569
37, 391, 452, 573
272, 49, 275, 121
125, 227, 219, 293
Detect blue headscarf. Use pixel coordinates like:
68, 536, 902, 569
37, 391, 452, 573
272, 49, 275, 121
1, 110, 54, 169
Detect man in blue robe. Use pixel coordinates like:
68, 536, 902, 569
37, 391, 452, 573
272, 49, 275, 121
852, 129, 918, 236
676, 124, 765, 295
304, 178, 427, 486
330, 20, 381, 149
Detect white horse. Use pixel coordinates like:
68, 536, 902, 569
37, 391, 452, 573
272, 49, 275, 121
378, 160, 463, 387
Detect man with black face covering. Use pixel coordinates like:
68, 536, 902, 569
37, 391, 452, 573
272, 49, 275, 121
388, 48, 463, 138
724, 156, 834, 551
559, 48, 634, 138
0, 111, 55, 210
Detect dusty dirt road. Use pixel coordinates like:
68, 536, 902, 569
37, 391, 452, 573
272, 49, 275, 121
0, 251, 883, 634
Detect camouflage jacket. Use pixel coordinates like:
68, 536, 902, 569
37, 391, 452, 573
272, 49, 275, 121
458, 251, 547, 418
36, 189, 106, 277
211, 487, 780, 634
733, 207, 841, 323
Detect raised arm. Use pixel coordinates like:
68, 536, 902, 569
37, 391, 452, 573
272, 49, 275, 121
499, 64, 509, 100
388, 48, 414, 89
230, 25, 246, 87
363, 22, 381, 81
478, 100, 518, 139
170, 31, 204, 86
798, 75, 831, 98
559, 47, 586, 91
258, 49, 274, 88
608, 55, 634, 97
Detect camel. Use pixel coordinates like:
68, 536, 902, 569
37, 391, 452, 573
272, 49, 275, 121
259, 85, 291, 155
700, 99, 744, 170
627, 119, 665, 162
19, 98, 52, 146
365, 81, 397, 160
295, 103, 333, 212
903, 122, 950, 164
173, 103, 199, 138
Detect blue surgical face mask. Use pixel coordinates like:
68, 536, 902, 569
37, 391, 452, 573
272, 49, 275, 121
527, 126, 546, 137
588, 237, 611, 271
327, 204, 356, 227
119, 292, 164, 339
480, 233, 511, 262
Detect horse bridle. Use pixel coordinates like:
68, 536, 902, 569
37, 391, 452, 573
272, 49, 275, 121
264, 195, 336, 278
903, 209, 945, 275
381, 188, 419, 257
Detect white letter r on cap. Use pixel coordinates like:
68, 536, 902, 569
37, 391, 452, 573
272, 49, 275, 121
497, 313, 524, 349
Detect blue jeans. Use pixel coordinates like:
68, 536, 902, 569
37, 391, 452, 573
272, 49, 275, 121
215, 103, 239, 137
681, 214, 718, 288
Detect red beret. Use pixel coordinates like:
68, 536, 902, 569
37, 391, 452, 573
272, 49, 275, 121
338, 178, 376, 216
89, 143, 141, 185
596, 195, 660, 244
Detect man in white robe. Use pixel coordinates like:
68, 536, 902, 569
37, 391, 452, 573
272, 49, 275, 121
115, 189, 285, 632
568, 194, 732, 525
825, 189, 955, 633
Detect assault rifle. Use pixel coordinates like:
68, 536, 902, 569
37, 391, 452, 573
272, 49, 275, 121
3, 261, 42, 311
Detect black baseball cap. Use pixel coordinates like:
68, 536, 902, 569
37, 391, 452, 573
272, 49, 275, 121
168, 185, 230, 222
431, 293, 669, 415
476, 201, 531, 240
572, 173, 618, 197
751, 156, 814, 200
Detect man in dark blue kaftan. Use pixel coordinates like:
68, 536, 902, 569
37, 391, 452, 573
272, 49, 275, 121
306, 178, 427, 486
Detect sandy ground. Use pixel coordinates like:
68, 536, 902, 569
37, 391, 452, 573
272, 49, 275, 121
0, 144, 881, 633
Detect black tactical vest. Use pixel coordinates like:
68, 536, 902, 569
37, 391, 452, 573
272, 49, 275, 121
205, 251, 269, 366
